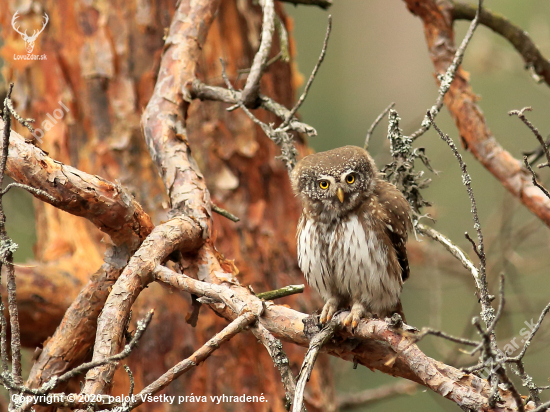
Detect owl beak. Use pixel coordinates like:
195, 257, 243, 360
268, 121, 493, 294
336, 187, 345, 203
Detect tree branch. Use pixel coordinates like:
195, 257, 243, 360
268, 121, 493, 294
404, 0, 550, 228
452, 1, 550, 87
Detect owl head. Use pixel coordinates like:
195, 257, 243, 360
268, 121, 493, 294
291, 145, 378, 221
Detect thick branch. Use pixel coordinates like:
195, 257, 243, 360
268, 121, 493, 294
81, 0, 221, 398
240, 0, 276, 107
154, 263, 524, 411
80, 218, 203, 396
1, 119, 153, 248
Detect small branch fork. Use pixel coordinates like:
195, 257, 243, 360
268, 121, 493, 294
417, 111, 550, 409
0, 110, 155, 407
427, 112, 493, 330
509, 107, 550, 169
364, 102, 394, 150
414, 275, 550, 410
292, 319, 339, 412
192, 11, 332, 173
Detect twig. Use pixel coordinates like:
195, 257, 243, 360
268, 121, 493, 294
336, 381, 417, 410
523, 157, 550, 200
507, 301, 550, 363
282, 15, 332, 129
41, 310, 153, 393
278, 0, 332, 10
256, 284, 304, 300
364, 102, 395, 150
464, 232, 482, 260
3, 88, 34, 134
486, 275, 505, 335
124, 365, 134, 397
410, 0, 483, 140
509, 107, 550, 168
471, 317, 524, 411
238, 52, 282, 75
1, 84, 23, 395
452, 1, 550, 87
190, 80, 317, 136
416, 223, 480, 286
220, 59, 298, 172
211, 203, 240, 222
252, 324, 304, 411
415, 327, 478, 347
128, 312, 257, 409
0, 182, 56, 202
427, 112, 493, 331
292, 319, 339, 412
240, 0, 276, 107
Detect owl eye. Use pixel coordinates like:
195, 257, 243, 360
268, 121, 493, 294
346, 174, 355, 184
319, 180, 330, 190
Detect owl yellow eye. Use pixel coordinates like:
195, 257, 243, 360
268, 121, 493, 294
346, 174, 355, 184
319, 180, 330, 190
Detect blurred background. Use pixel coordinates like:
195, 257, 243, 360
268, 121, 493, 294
1, 0, 549, 410
285, 0, 550, 410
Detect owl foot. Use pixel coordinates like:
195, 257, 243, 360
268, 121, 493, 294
343, 303, 369, 330
320, 298, 339, 324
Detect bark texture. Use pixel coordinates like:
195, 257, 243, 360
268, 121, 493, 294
0, 1, 330, 411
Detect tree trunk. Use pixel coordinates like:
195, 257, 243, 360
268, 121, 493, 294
0, 1, 333, 410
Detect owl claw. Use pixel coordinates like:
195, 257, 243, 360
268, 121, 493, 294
320, 299, 339, 324
343, 303, 369, 331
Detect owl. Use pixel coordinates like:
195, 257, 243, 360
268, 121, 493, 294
291, 145, 412, 328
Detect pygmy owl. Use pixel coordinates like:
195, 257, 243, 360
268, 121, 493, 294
291, 146, 412, 328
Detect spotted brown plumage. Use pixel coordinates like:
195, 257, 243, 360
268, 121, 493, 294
291, 146, 412, 328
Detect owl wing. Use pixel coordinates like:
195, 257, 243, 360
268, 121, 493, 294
372, 180, 413, 282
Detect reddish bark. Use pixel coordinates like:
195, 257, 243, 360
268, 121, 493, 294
0, 0, 331, 410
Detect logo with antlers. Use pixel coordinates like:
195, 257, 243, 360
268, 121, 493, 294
11, 11, 49, 54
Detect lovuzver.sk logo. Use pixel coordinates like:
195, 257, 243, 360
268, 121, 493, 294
11, 10, 48, 60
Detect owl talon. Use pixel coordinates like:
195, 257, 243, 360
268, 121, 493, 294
343, 303, 369, 331
320, 298, 339, 324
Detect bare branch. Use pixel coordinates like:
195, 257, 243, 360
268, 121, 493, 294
292, 319, 339, 412
411, 0, 483, 140
415, 327, 478, 347
509, 107, 550, 168
508, 301, 550, 363
364, 102, 395, 150
256, 284, 305, 300
189, 80, 317, 135
211, 203, 240, 222
416, 223, 480, 285
240, 0, 276, 107
282, 15, 332, 129
337, 381, 418, 410
523, 157, 550, 200
128, 312, 257, 409
452, 1, 550, 87
252, 324, 304, 411
427, 112, 494, 330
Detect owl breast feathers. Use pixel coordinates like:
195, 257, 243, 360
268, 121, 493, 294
291, 145, 412, 328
